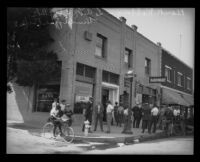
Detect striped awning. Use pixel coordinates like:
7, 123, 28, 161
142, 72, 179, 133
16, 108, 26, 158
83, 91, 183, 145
162, 88, 190, 106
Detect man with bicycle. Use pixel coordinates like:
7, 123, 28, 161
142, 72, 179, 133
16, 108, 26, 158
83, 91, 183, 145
49, 99, 64, 137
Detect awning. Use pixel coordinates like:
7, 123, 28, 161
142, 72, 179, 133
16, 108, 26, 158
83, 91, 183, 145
162, 88, 190, 106
180, 93, 194, 106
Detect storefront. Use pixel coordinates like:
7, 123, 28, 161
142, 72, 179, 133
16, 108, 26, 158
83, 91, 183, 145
160, 87, 194, 118
74, 81, 94, 114
135, 83, 157, 105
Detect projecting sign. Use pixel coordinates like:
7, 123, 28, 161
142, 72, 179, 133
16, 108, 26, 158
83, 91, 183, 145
149, 76, 167, 83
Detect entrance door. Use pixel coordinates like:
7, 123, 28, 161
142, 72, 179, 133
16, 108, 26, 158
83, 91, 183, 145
102, 88, 109, 122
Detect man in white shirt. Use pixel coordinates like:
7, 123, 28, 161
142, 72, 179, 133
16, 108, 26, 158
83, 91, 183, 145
106, 100, 114, 133
149, 104, 159, 133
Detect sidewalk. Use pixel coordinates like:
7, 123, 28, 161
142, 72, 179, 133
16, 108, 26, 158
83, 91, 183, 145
7, 120, 167, 144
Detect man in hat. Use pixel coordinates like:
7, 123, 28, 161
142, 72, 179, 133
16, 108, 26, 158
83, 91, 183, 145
141, 103, 151, 133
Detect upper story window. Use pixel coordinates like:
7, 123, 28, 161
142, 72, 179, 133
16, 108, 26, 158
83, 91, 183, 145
186, 77, 191, 90
102, 70, 119, 85
177, 72, 183, 87
124, 48, 132, 68
95, 33, 107, 58
165, 65, 172, 82
145, 58, 151, 75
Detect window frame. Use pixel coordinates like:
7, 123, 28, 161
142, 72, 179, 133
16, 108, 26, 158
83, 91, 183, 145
145, 57, 151, 76
177, 72, 183, 87
124, 48, 132, 68
165, 65, 172, 83
186, 77, 191, 90
95, 33, 107, 59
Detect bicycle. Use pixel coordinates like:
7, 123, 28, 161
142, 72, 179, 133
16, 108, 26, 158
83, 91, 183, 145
42, 118, 75, 143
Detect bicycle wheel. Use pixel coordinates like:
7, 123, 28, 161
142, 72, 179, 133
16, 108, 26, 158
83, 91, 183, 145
62, 126, 75, 143
42, 122, 54, 139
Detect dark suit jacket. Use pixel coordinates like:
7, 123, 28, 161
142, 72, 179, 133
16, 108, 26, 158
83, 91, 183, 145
132, 106, 142, 118
141, 105, 151, 120
94, 104, 104, 118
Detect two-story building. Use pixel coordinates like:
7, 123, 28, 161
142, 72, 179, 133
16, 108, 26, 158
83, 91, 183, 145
7, 8, 193, 126
159, 47, 194, 117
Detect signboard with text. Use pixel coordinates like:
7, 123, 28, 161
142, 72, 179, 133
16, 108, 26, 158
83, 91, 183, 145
149, 76, 167, 83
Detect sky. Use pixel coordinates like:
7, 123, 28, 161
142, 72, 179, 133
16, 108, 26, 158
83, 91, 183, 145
104, 8, 195, 69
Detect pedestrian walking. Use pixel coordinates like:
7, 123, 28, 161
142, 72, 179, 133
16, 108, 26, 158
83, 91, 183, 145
149, 104, 159, 133
93, 102, 104, 132
132, 103, 142, 128
106, 100, 114, 133
82, 97, 93, 133
118, 103, 124, 127
141, 103, 151, 134
113, 102, 119, 126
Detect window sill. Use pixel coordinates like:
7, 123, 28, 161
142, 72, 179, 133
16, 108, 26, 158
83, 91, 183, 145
95, 55, 107, 61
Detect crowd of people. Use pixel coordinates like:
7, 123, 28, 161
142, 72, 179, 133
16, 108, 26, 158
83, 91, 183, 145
48, 97, 189, 137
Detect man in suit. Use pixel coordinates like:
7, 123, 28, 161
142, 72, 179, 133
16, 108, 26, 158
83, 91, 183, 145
132, 103, 142, 128
93, 102, 104, 132
141, 103, 151, 134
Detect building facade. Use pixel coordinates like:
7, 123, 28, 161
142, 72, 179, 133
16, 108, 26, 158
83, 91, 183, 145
7, 8, 193, 126
160, 48, 193, 108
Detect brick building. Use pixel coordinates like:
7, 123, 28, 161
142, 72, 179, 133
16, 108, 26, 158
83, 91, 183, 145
7, 8, 193, 126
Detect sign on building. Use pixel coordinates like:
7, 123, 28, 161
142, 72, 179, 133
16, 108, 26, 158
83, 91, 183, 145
149, 76, 167, 83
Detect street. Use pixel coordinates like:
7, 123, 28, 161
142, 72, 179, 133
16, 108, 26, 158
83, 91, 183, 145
7, 126, 193, 154
84, 136, 194, 155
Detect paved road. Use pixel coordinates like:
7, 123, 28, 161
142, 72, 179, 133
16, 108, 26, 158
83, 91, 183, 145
84, 136, 194, 155
6, 126, 193, 154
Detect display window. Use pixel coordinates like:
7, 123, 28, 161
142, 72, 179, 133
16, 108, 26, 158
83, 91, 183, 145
35, 84, 60, 112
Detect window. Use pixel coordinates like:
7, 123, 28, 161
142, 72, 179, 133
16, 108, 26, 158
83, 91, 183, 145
85, 65, 95, 79
177, 72, 183, 87
165, 66, 172, 82
124, 48, 132, 68
76, 63, 96, 83
102, 70, 119, 85
186, 77, 191, 90
95, 34, 107, 58
145, 58, 151, 75
76, 63, 84, 76
35, 84, 60, 112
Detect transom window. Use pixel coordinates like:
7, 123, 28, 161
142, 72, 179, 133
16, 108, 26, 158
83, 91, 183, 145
102, 70, 119, 85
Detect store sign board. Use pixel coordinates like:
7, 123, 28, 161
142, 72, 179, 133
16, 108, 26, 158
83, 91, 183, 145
75, 95, 90, 102
149, 76, 167, 83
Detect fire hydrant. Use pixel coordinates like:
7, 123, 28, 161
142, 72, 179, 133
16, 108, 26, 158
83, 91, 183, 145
84, 120, 91, 136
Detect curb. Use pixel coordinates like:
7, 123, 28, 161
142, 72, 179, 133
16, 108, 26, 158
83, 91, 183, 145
73, 131, 167, 144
